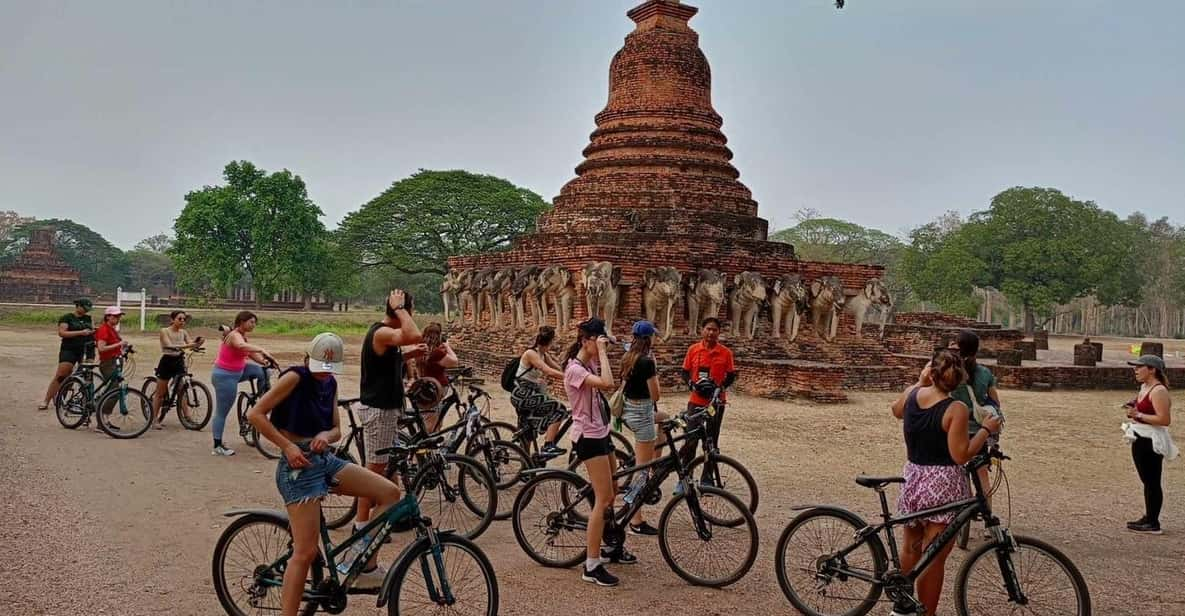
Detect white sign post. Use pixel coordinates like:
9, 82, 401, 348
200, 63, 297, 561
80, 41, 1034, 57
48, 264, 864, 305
115, 287, 148, 331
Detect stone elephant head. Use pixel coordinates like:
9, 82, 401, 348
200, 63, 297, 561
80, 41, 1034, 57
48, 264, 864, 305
844, 277, 893, 338
581, 261, 622, 340
536, 265, 575, 329
729, 271, 766, 340
809, 276, 846, 342
472, 268, 497, 325
642, 266, 681, 341
770, 273, 808, 341
487, 267, 516, 328
440, 269, 462, 322
511, 265, 543, 328
685, 268, 726, 335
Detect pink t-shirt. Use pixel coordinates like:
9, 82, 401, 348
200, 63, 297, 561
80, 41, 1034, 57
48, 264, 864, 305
215, 335, 250, 372
564, 358, 609, 443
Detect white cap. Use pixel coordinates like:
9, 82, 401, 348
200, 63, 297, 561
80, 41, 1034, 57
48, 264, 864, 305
306, 332, 344, 374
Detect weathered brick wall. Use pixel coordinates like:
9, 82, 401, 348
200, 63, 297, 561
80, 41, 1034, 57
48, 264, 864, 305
880, 323, 1024, 359
991, 365, 1185, 390
893, 312, 994, 329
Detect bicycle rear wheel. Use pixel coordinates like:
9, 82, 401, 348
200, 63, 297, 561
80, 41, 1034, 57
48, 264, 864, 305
467, 438, 531, 521
178, 380, 213, 430
238, 394, 258, 447
658, 485, 758, 588
386, 534, 498, 616
687, 453, 759, 523
775, 508, 886, 616
412, 453, 495, 541
955, 534, 1090, 616
96, 386, 153, 439
55, 376, 89, 429
212, 513, 323, 616
140, 377, 157, 404
511, 472, 591, 568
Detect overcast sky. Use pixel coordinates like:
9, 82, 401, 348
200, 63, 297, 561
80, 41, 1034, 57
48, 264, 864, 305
3, 0, 1182, 249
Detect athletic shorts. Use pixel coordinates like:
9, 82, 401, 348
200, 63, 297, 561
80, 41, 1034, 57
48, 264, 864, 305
574, 435, 613, 462
58, 348, 84, 365
355, 402, 404, 464
155, 354, 186, 380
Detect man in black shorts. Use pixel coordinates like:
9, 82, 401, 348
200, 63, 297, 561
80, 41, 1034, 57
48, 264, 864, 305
40, 298, 94, 410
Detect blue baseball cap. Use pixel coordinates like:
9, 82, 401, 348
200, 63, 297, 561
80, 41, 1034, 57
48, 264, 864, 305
631, 320, 657, 337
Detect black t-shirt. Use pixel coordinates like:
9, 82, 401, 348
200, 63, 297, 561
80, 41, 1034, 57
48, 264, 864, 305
360, 322, 404, 409
58, 313, 93, 352
623, 356, 657, 400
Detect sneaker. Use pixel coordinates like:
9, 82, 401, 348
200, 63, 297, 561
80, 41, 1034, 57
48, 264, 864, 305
212, 445, 236, 456
581, 564, 619, 587
1127, 516, 1148, 527
539, 443, 567, 459
1126, 521, 1163, 535
600, 546, 638, 564
354, 565, 387, 588
628, 522, 658, 536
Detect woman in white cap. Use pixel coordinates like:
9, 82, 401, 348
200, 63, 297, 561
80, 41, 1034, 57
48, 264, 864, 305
1123, 354, 1176, 534
248, 333, 417, 616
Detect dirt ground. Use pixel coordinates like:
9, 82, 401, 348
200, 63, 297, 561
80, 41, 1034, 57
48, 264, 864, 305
2, 325, 1183, 616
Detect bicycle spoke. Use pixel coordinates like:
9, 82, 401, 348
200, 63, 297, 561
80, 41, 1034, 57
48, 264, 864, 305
395, 541, 493, 616
779, 512, 880, 613
660, 490, 755, 586
961, 539, 1086, 615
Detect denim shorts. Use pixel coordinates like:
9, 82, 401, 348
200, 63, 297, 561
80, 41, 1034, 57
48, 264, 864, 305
275, 446, 350, 505
622, 398, 657, 442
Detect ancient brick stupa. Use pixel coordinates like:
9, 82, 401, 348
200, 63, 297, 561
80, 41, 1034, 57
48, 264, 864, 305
448, 0, 906, 401
0, 228, 87, 303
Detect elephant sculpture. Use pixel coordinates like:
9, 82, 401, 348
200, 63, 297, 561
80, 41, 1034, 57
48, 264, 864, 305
511, 265, 542, 328
537, 265, 575, 329
809, 276, 846, 342
489, 267, 516, 328
581, 261, 622, 340
473, 268, 497, 325
440, 269, 462, 322
845, 277, 893, 338
454, 269, 480, 324
769, 273, 808, 341
642, 267, 681, 341
729, 271, 766, 340
685, 268, 726, 335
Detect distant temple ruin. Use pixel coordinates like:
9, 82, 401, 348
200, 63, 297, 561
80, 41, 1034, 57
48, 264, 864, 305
0, 228, 87, 303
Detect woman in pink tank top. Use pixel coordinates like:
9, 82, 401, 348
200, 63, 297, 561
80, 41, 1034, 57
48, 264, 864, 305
210, 311, 277, 456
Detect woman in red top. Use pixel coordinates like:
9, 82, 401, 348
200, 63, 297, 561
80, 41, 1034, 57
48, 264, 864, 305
1124, 354, 1174, 534
409, 323, 458, 432
94, 306, 130, 380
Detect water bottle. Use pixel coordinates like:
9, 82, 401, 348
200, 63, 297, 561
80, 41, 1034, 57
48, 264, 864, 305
622, 470, 649, 506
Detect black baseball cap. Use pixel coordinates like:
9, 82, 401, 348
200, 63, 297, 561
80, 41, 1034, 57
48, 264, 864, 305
74, 298, 93, 310
1128, 354, 1166, 371
578, 317, 607, 337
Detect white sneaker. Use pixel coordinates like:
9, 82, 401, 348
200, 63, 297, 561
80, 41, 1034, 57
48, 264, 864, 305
354, 565, 386, 588
212, 445, 236, 456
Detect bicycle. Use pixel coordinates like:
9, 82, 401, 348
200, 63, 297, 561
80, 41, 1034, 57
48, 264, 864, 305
511, 405, 759, 588
55, 348, 153, 439
140, 348, 214, 430
232, 363, 282, 458
774, 445, 1090, 616
211, 438, 499, 616
957, 446, 1009, 550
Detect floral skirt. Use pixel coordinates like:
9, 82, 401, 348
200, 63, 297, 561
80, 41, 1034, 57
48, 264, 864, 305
896, 462, 970, 526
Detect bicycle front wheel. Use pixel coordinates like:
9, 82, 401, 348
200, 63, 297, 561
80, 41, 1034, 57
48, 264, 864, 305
412, 453, 495, 541
178, 380, 213, 430
467, 438, 531, 521
687, 453, 759, 523
511, 472, 591, 568
386, 534, 498, 616
658, 485, 758, 588
775, 508, 887, 616
212, 513, 323, 616
955, 534, 1091, 616
96, 387, 153, 439
55, 376, 89, 429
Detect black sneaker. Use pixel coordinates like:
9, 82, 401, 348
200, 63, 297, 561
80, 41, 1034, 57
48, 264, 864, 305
1126, 516, 1148, 527
540, 443, 567, 459
1127, 520, 1163, 535
600, 546, 638, 564
581, 564, 619, 587
628, 522, 658, 536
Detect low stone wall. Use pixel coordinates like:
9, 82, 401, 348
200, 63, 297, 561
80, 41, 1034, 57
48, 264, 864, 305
990, 365, 1185, 390
881, 323, 1024, 359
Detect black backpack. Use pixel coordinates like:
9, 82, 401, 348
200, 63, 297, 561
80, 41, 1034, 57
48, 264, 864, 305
500, 357, 521, 392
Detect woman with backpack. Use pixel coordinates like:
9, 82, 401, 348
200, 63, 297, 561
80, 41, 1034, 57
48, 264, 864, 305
508, 326, 567, 459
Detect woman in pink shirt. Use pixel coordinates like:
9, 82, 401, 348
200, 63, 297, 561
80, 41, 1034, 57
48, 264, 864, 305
562, 318, 630, 587
210, 311, 276, 456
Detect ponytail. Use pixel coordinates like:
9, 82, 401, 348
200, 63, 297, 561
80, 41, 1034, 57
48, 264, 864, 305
621, 335, 652, 380
563, 331, 588, 365
1155, 368, 1170, 388
956, 329, 980, 386
532, 325, 556, 350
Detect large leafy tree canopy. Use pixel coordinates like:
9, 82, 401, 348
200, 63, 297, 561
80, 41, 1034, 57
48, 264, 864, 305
127, 234, 176, 294
0, 217, 129, 294
903, 187, 1143, 330
171, 161, 329, 301
338, 169, 551, 276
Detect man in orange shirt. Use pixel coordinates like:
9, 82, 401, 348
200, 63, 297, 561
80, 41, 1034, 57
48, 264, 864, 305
681, 317, 737, 449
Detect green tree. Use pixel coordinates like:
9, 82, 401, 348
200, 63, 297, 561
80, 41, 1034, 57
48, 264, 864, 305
339, 169, 551, 276
135, 233, 173, 253
171, 161, 329, 306
0, 218, 129, 295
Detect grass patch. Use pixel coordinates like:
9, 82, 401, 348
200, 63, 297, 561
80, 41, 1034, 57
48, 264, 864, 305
0, 306, 442, 339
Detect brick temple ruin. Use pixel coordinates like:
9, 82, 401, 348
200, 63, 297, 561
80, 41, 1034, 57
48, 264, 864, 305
0, 228, 88, 303
444, 0, 1180, 399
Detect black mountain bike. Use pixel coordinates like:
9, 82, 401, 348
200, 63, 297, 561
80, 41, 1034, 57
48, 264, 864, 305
511, 405, 759, 588
774, 446, 1090, 616
140, 348, 213, 430
233, 364, 282, 458
212, 437, 498, 616
55, 348, 153, 439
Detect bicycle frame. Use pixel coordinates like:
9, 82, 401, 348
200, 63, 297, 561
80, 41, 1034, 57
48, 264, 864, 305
74, 355, 132, 409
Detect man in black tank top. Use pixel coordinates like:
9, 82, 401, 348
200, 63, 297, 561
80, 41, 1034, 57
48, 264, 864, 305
352, 290, 424, 540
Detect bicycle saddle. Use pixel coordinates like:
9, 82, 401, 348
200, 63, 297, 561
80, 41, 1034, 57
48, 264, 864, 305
854, 475, 905, 489
374, 435, 445, 458
337, 397, 360, 407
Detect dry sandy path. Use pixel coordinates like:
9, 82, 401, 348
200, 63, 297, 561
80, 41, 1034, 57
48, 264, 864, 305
2, 325, 1183, 615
